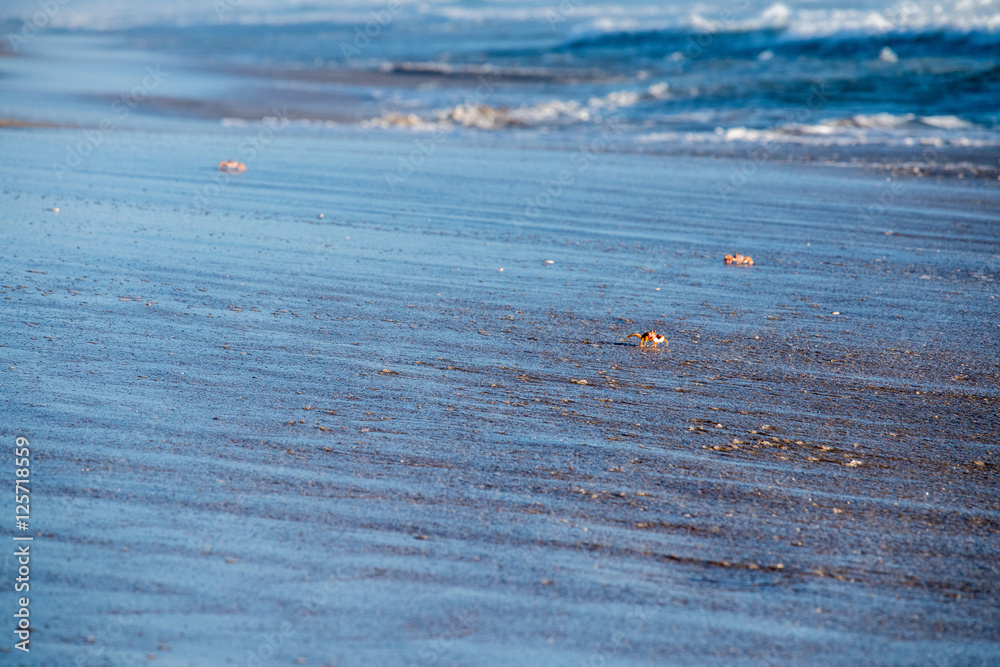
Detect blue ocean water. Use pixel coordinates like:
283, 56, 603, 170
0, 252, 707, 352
2, 0, 999, 151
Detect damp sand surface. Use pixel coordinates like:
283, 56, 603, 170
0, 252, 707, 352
1, 128, 999, 665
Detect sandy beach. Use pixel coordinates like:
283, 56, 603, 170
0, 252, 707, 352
1, 123, 998, 664
2, 1, 1000, 664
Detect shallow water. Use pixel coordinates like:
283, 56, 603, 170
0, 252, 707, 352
1, 126, 998, 664
2, 0, 1000, 159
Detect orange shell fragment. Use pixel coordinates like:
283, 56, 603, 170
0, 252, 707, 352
218, 160, 247, 173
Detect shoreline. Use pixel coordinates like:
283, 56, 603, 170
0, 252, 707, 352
1, 27, 998, 183
3, 116, 997, 183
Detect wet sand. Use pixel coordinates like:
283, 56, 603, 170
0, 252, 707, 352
1, 126, 998, 665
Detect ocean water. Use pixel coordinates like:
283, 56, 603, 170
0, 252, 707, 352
2, 0, 1000, 153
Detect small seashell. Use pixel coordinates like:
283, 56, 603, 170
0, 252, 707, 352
218, 160, 247, 173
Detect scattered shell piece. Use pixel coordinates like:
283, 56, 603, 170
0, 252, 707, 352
844, 459, 863, 467
50, 207, 59, 213
544, 260, 554, 264
218, 160, 247, 173
570, 379, 588, 385
317, 213, 324, 219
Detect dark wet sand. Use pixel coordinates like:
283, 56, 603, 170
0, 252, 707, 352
1, 127, 998, 665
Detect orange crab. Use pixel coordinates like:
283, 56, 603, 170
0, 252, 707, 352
218, 160, 247, 173
724, 253, 754, 266
626, 331, 667, 349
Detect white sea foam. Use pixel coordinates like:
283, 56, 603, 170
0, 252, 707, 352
879, 46, 899, 63
586, 0, 1000, 38
769, 2, 1000, 37
647, 82, 671, 99
8, 0, 998, 34
785, 114, 976, 133
920, 115, 973, 130
635, 112, 997, 148
361, 84, 667, 132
